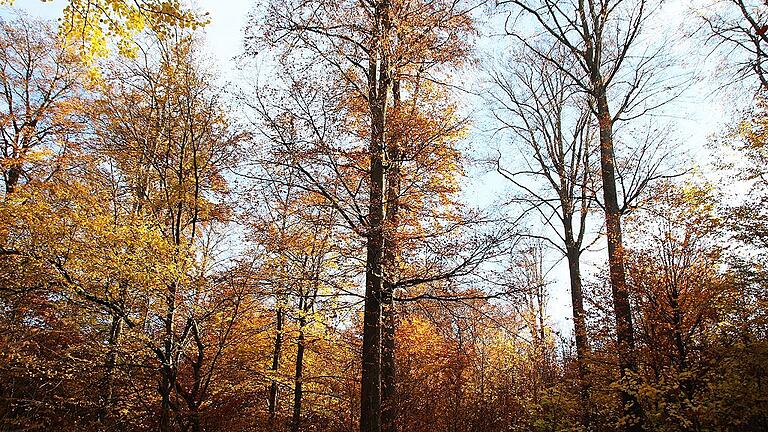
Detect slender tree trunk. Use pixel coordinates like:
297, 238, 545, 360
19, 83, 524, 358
595, 90, 643, 431
104, 315, 123, 404
449, 327, 464, 432
159, 374, 173, 432
565, 239, 591, 427
159, 282, 178, 432
669, 285, 696, 432
190, 412, 201, 432
188, 322, 204, 432
269, 307, 284, 422
99, 313, 123, 427
291, 314, 306, 432
670, 288, 687, 371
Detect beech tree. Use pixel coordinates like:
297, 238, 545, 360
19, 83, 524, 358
244, 2, 502, 431
494, 0, 683, 427
490, 44, 598, 426
92, 30, 245, 431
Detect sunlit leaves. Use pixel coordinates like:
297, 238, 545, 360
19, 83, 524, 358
1, 0, 210, 62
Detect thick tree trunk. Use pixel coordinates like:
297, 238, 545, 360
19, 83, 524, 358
361, 4, 392, 432
269, 307, 284, 422
361, 48, 387, 432
4, 166, 20, 195
381, 78, 400, 432
380, 287, 395, 432
361, 106, 385, 432
595, 91, 643, 431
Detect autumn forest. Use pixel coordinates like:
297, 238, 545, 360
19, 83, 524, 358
0, 0, 766, 431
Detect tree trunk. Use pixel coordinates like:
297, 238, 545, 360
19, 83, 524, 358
361, 3, 392, 432
291, 314, 306, 432
565, 240, 591, 427
99, 313, 123, 427
670, 287, 687, 371
187, 322, 204, 432
159, 282, 178, 432
104, 315, 123, 405
595, 90, 643, 431
381, 77, 401, 432
361, 101, 385, 432
190, 412, 201, 432
360, 52, 386, 432
159, 374, 173, 432
4, 166, 20, 195
669, 284, 695, 432
380, 287, 395, 432
269, 307, 284, 422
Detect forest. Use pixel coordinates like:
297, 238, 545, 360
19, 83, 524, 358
0, 0, 766, 431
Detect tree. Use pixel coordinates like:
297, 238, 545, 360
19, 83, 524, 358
242, 158, 353, 431
626, 182, 723, 371
490, 43, 598, 426
620, 180, 767, 431
495, 0, 680, 426
2, 0, 207, 62
87, 29, 244, 431
246, 2, 489, 430
0, 15, 86, 196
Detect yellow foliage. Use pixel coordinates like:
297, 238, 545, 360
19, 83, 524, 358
3, 0, 208, 62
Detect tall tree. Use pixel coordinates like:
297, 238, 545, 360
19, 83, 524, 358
495, 0, 680, 427
91, 30, 243, 431
248, 2, 482, 430
490, 44, 597, 426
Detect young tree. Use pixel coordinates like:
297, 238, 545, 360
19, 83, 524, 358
242, 157, 354, 430
89, 30, 244, 431
490, 44, 597, 425
622, 181, 748, 430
